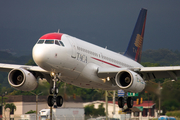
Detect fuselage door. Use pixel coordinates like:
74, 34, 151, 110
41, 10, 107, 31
67, 36, 77, 58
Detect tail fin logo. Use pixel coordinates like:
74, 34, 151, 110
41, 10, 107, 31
134, 34, 143, 48
124, 8, 147, 63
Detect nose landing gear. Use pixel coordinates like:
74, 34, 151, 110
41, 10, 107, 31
47, 73, 63, 107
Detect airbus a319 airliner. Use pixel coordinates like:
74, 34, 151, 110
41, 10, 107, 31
1, 8, 180, 108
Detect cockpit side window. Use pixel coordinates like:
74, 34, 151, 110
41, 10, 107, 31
37, 40, 44, 44
45, 40, 54, 44
59, 41, 65, 46
55, 40, 60, 46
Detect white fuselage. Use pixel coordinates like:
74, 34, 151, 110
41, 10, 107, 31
32, 34, 143, 90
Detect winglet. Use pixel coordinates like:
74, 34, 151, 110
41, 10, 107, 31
124, 8, 147, 63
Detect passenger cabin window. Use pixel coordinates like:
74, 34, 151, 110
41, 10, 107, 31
45, 40, 54, 44
37, 40, 44, 44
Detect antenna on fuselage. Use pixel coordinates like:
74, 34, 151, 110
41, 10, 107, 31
57, 29, 60, 33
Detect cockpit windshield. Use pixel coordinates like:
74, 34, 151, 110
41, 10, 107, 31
45, 40, 54, 44
37, 40, 44, 44
37, 39, 65, 46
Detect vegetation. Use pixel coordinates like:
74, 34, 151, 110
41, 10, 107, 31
4, 103, 16, 120
59, 83, 105, 101
4, 103, 16, 113
161, 80, 180, 113
0, 51, 31, 64
84, 103, 105, 116
166, 111, 180, 118
141, 49, 180, 66
25, 59, 36, 66
25, 110, 36, 114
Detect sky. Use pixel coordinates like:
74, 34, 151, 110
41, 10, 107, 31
0, 1, 180, 55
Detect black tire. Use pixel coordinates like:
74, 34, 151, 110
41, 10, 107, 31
127, 97, 133, 108
118, 97, 124, 108
49, 87, 53, 94
55, 87, 59, 95
47, 96, 54, 107
56, 96, 63, 107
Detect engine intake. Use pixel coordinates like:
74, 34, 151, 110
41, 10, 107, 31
115, 70, 145, 93
8, 68, 38, 91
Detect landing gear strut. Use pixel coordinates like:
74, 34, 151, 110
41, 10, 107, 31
118, 92, 133, 108
47, 73, 63, 107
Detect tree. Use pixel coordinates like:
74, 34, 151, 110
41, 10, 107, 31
9, 81, 49, 96
85, 104, 94, 116
96, 103, 105, 116
25, 59, 36, 66
25, 110, 36, 114
161, 80, 180, 113
162, 100, 180, 111
85, 103, 105, 116
4, 103, 16, 119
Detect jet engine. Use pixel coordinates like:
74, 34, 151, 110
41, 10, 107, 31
8, 68, 38, 91
115, 70, 145, 93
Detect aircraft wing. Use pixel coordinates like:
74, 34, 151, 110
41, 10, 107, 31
0, 63, 49, 73
139, 66, 180, 80
97, 66, 180, 80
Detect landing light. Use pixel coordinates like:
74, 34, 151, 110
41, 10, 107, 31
107, 77, 110, 81
51, 72, 55, 77
101, 79, 106, 83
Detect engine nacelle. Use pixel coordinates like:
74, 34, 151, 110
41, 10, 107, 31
115, 70, 145, 93
8, 68, 38, 91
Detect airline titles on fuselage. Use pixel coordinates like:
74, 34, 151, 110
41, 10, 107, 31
76, 52, 87, 63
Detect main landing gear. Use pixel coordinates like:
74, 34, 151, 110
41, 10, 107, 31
47, 73, 63, 107
118, 93, 133, 108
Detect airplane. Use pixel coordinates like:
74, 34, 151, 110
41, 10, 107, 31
1, 8, 180, 108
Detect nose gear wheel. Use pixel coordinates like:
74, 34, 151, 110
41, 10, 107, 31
47, 96, 54, 107
56, 96, 63, 107
48, 73, 63, 107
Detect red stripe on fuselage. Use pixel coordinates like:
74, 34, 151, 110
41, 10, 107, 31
39, 33, 63, 40
91, 57, 121, 68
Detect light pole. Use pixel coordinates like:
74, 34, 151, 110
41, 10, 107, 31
158, 82, 161, 117
158, 80, 175, 117
30, 92, 43, 120
105, 90, 108, 120
105, 90, 117, 120
0, 91, 7, 119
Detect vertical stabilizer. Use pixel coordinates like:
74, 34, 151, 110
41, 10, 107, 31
124, 8, 147, 63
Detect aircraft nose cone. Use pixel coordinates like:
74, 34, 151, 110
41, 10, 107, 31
32, 45, 49, 67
